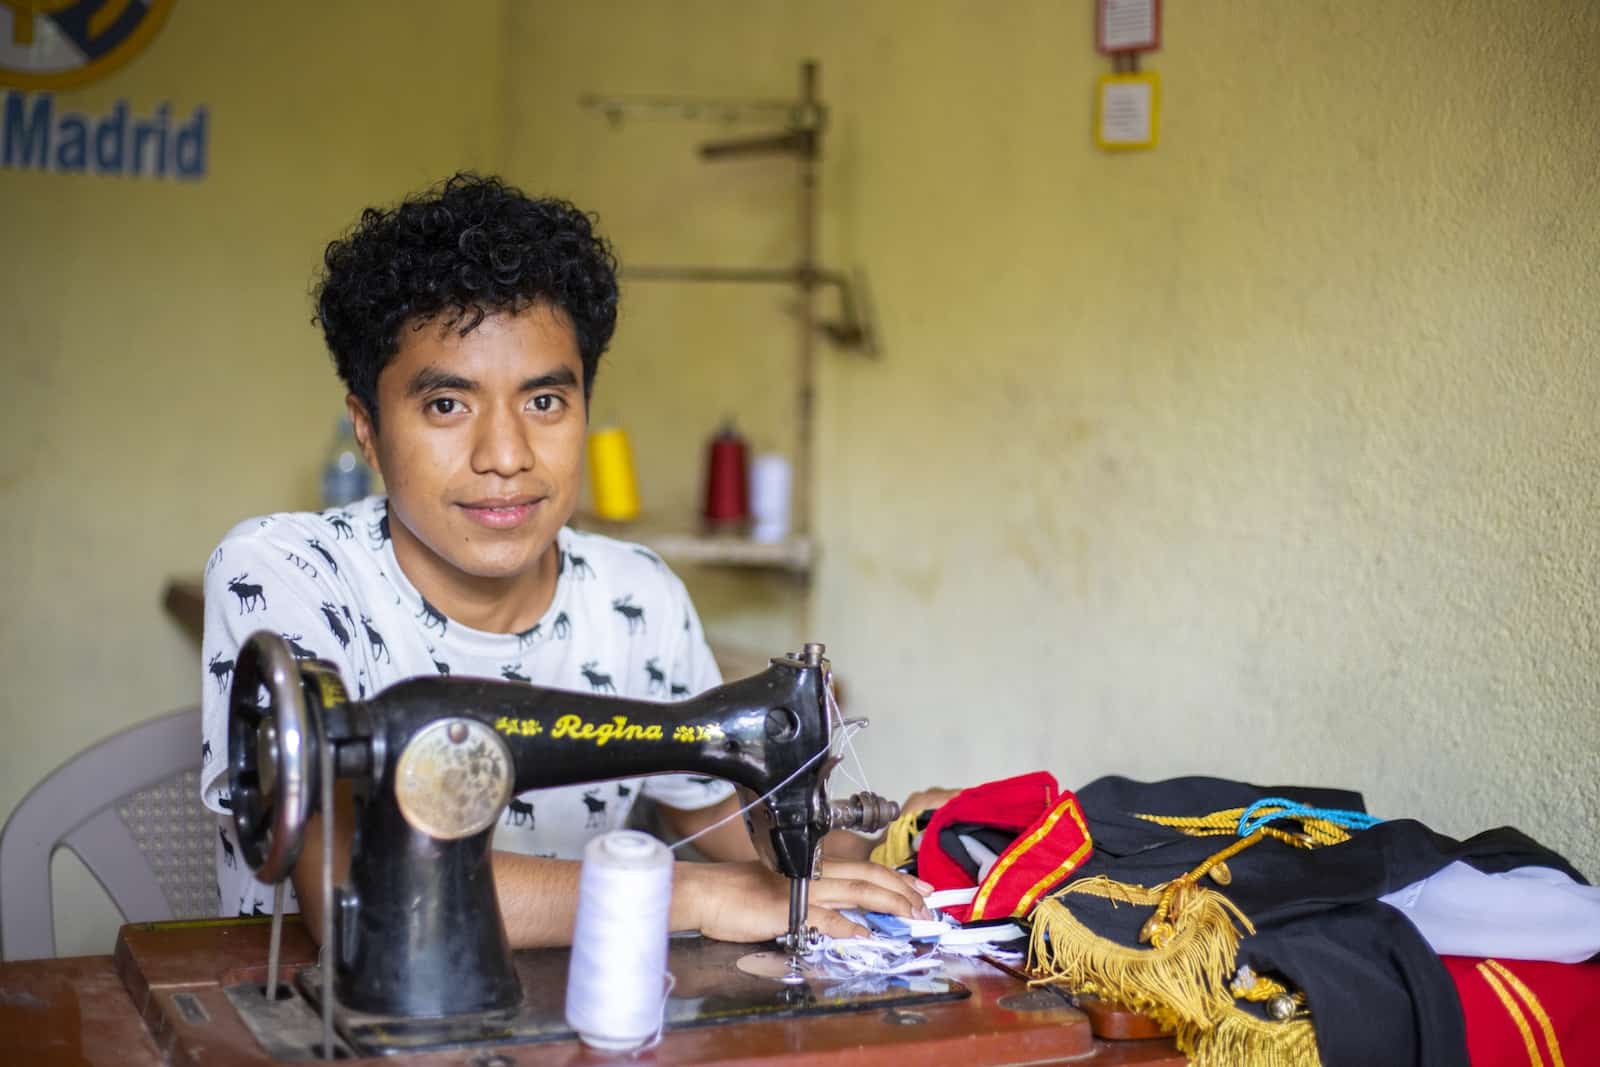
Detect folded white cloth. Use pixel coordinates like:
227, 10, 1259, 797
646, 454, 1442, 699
1379, 863, 1600, 964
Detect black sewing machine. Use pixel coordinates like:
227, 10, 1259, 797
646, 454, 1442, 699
223, 632, 963, 1059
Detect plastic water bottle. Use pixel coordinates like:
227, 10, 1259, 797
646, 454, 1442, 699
321, 415, 371, 508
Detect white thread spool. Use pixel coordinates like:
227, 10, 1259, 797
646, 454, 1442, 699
749, 453, 791, 544
564, 830, 675, 1050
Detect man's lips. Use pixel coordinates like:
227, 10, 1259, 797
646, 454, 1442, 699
458, 496, 544, 530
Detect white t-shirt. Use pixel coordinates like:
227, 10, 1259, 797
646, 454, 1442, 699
200, 495, 730, 916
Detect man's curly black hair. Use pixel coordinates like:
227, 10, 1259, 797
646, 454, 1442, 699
314, 172, 618, 426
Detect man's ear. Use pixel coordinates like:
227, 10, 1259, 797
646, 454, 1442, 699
346, 394, 381, 473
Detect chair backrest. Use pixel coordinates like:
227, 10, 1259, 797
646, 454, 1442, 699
0, 707, 214, 961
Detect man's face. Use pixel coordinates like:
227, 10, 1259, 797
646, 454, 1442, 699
350, 304, 586, 618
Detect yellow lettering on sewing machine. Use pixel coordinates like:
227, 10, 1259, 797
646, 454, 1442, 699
672, 724, 726, 743
550, 714, 664, 746
493, 716, 544, 737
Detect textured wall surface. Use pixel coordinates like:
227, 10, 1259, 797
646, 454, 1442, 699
3, 0, 1596, 959
0, 0, 510, 956
504, 0, 1600, 877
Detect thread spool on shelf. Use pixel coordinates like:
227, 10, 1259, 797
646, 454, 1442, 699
564, 830, 675, 1050
702, 422, 750, 531
749, 453, 791, 544
588, 427, 641, 522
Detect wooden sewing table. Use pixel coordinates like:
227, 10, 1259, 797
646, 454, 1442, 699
0, 919, 1187, 1066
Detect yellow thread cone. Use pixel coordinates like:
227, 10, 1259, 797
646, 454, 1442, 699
588, 427, 641, 521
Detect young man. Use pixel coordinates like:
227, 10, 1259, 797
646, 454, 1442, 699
199, 173, 932, 945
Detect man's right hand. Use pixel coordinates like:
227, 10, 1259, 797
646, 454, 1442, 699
675, 860, 934, 943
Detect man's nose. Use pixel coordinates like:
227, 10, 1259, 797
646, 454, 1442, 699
470, 405, 536, 476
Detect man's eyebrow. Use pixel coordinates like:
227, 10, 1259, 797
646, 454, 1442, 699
406, 366, 476, 396
521, 368, 580, 391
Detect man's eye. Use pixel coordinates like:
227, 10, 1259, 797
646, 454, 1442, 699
428, 398, 459, 415
530, 394, 564, 414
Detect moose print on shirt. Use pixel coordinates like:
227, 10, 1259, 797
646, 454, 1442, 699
369, 502, 390, 548
209, 653, 234, 692
580, 662, 616, 693
501, 664, 531, 683
612, 596, 646, 635
306, 538, 339, 576
360, 615, 390, 662
552, 612, 572, 639
418, 597, 447, 636
505, 798, 535, 828
564, 550, 595, 579
219, 827, 237, 869
202, 739, 213, 764
516, 623, 541, 650
582, 789, 608, 828
644, 658, 666, 694
281, 633, 319, 661
325, 512, 355, 540
227, 574, 266, 614
320, 602, 352, 650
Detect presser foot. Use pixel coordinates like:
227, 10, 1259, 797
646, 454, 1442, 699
735, 950, 814, 984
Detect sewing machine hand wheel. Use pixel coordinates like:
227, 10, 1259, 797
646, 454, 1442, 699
227, 631, 319, 884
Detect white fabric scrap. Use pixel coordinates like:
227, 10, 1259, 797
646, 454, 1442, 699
1379, 863, 1600, 964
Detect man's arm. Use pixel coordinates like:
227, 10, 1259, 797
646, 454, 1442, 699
661, 794, 878, 863
673, 787, 966, 866
293, 799, 931, 948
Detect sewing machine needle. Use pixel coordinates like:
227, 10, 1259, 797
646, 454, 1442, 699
783, 878, 810, 984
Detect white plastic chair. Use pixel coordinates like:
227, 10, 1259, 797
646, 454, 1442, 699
0, 707, 216, 960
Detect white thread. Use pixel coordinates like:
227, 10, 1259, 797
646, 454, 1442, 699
748, 454, 791, 544
565, 831, 674, 1050
826, 671, 874, 796
669, 717, 867, 853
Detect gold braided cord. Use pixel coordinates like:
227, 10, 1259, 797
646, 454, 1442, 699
1135, 807, 1353, 847
1231, 967, 1301, 1007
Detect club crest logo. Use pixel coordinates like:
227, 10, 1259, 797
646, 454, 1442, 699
1, 1, 176, 91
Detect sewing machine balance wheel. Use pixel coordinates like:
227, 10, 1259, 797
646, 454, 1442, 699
226, 631, 323, 884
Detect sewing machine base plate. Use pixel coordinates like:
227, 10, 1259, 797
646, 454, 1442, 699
246, 936, 968, 1058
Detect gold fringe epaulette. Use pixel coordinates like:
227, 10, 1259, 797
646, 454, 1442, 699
1029, 876, 1252, 1029
1029, 875, 1323, 1067
1178, 1007, 1321, 1067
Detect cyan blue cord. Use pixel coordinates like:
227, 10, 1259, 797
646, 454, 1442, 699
1237, 796, 1383, 838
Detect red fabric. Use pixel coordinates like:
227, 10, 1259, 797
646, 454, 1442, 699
1442, 955, 1600, 1067
918, 771, 1088, 923
966, 791, 1093, 922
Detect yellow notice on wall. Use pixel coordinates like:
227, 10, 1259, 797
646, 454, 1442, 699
1095, 72, 1160, 151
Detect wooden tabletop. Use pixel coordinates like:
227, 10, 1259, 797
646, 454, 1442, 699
0, 920, 1187, 1066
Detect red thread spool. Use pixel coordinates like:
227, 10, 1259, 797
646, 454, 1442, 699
702, 424, 750, 527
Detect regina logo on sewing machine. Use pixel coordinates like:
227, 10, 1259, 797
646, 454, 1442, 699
494, 713, 726, 746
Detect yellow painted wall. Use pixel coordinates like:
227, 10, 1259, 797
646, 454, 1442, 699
504, 0, 1600, 876
0, 0, 510, 955
4, 0, 1597, 961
